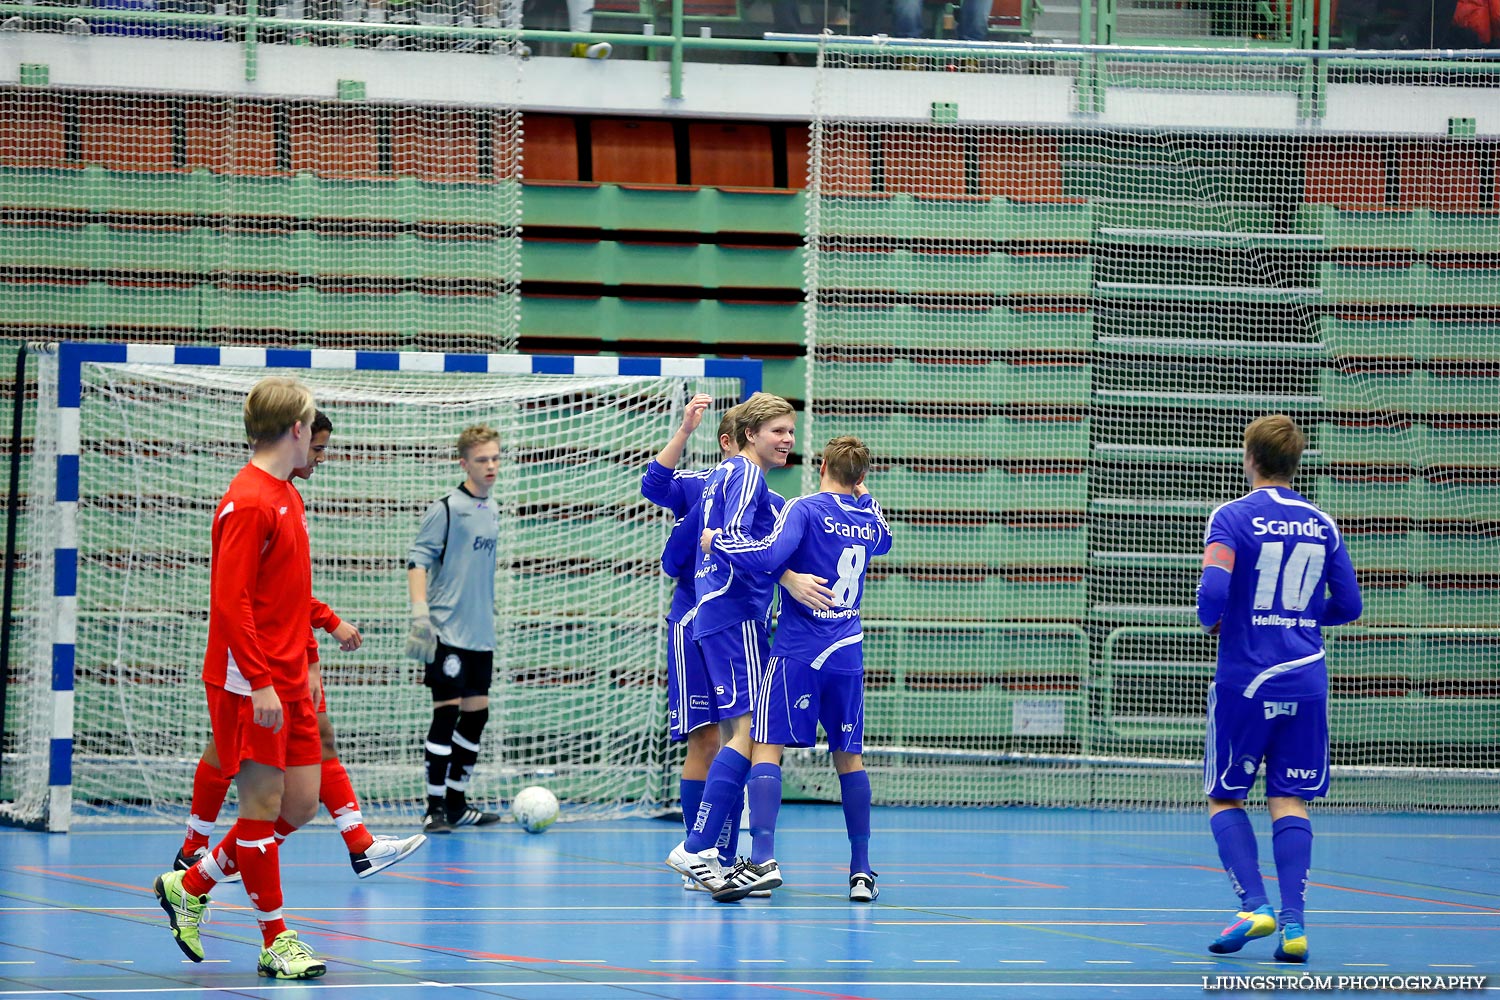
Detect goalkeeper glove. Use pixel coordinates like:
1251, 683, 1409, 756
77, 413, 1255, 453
405, 602, 437, 663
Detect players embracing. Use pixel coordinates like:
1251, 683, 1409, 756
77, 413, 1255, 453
708, 434, 892, 903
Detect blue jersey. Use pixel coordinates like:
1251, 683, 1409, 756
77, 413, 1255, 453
714, 491, 892, 669
1198, 487, 1362, 700
692, 455, 784, 639
642, 460, 713, 625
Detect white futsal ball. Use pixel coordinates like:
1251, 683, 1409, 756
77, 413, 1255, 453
512, 785, 560, 834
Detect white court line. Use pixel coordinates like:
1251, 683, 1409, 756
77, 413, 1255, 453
0, 979, 1323, 995
1434, 965, 1478, 968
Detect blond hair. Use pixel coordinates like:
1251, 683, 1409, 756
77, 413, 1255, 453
244, 377, 316, 447
733, 392, 795, 449
821, 436, 871, 489
457, 425, 500, 459
1244, 414, 1306, 482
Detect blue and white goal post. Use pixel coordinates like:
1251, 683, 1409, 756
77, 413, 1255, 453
4, 341, 761, 831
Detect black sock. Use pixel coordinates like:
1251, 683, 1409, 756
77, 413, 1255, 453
447, 707, 489, 817
425, 704, 460, 816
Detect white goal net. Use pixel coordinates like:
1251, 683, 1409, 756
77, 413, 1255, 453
798, 40, 1500, 812
4, 344, 744, 829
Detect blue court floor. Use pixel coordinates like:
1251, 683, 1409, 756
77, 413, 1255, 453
1, 805, 1497, 999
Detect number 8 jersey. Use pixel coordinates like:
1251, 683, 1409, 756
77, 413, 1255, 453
1199, 487, 1362, 700
713, 491, 893, 667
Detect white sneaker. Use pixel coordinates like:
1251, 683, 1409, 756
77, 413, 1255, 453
666, 841, 725, 891
849, 871, 878, 902
351, 833, 427, 879
713, 858, 783, 903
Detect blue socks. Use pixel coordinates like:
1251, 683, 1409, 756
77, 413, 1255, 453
1210, 808, 1269, 911
1272, 815, 1313, 926
718, 789, 743, 865
680, 779, 705, 839
684, 748, 750, 854
840, 769, 872, 875
748, 763, 782, 864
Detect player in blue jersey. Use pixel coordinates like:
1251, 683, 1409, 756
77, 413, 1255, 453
1196, 415, 1362, 964
665, 392, 797, 891
644, 395, 834, 892
706, 435, 892, 903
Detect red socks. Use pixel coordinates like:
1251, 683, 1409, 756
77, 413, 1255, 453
320, 757, 375, 855
181, 758, 232, 854
233, 818, 286, 945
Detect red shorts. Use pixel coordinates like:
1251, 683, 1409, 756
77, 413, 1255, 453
206, 683, 321, 777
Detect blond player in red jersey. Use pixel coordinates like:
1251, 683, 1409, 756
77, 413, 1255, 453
153, 377, 329, 980
173, 411, 425, 881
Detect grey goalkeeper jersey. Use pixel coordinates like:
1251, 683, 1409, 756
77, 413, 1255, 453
407, 484, 499, 653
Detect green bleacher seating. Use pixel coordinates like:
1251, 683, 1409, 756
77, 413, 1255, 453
814, 303, 1091, 352
819, 249, 1091, 295
819, 193, 1091, 242
876, 462, 1087, 512
1319, 368, 1500, 414
520, 239, 801, 289
1320, 261, 1500, 306
520, 295, 801, 343
1315, 474, 1500, 521
890, 520, 1087, 567
864, 570, 1087, 622
520, 183, 804, 235
1320, 317, 1500, 361
1316, 422, 1500, 466
824, 412, 1089, 461
1344, 530, 1500, 575
815, 357, 1091, 406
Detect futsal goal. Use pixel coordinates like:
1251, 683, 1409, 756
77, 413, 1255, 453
2, 341, 755, 831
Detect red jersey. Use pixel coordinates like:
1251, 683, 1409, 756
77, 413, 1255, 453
308, 596, 341, 666
203, 462, 314, 700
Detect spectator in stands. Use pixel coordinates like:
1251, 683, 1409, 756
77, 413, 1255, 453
891, 0, 989, 42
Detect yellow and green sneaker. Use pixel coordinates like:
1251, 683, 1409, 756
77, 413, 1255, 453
257, 930, 327, 980
153, 870, 211, 962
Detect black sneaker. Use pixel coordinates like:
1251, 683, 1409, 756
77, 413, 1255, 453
712, 858, 783, 903
422, 811, 454, 835
447, 805, 501, 828
174, 845, 240, 884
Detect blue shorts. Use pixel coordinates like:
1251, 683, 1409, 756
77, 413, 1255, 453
666, 620, 718, 742
752, 647, 865, 752
1204, 682, 1330, 800
696, 621, 768, 720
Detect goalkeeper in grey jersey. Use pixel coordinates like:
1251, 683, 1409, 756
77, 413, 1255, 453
405, 425, 503, 834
